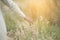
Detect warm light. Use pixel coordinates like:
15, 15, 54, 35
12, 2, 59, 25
15, 0, 58, 20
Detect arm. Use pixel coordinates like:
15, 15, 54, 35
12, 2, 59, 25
2, 0, 33, 23
2, 0, 26, 18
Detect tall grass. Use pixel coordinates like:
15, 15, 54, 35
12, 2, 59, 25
3, 0, 60, 40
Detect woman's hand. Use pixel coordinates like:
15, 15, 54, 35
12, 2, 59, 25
24, 16, 33, 23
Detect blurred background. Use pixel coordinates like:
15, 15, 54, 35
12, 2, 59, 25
2, 0, 60, 40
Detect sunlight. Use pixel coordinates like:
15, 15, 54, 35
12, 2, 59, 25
3, 0, 60, 40
14, 0, 57, 20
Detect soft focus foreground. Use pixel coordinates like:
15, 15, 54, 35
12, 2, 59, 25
3, 0, 60, 40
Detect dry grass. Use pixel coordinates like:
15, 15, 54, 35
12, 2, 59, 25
2, 0, 60, 40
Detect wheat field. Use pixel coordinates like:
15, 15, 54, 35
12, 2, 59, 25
3, 0, 60, 40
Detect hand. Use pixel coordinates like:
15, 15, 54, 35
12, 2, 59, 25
24, 16, 33, 23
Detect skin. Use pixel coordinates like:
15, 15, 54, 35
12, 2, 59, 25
2, 0, 33, 23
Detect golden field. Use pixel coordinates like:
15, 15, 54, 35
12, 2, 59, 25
3, 0, 60, 40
